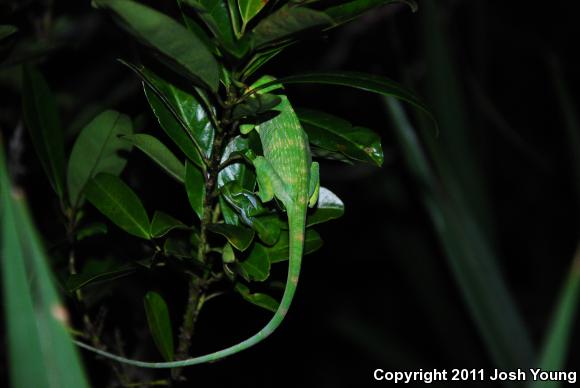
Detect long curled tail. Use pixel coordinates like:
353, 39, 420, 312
74, 208, 305, 369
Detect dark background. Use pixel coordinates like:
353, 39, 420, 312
1, 1, 580, 387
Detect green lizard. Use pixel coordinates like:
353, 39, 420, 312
74, 76, 320, 368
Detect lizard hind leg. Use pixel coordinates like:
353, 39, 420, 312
308, 161, 320, 208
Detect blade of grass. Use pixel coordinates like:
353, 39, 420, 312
527, 57, 580, 388
385, 97, 534, 371
419, 1, 493, 238
0, 138, 90, 388
529, 244, 580, 388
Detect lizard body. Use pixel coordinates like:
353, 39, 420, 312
75, 76, 319, 368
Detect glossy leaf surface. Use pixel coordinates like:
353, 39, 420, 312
306, 187, 345, 227
185, 161, 205, 220
218, 135, 259, 190
264, 229, 323, 263
84, 173, 151, 239
124, 63, 214, 164
297, 108, 383, 166
208, 223, 255, 251
239, 243, 270, 281
238, 0, 268, 26
235, 283, 278, 312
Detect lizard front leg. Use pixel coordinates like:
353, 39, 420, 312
253, 156, 292, 206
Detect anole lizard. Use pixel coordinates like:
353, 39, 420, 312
74, 76, 320, 367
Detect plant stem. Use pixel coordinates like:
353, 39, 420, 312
172, 88, 236, 379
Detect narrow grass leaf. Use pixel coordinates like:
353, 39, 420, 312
386, 97, 534, 369
530, 245, 580, 388
0, 143, 90, 388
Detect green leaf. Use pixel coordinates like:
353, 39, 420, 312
185, 161, 205, 221
309, 145, 353, 164
94, 0, 219, 91
252, 5, 333, 47
249, 71, 432, 121
227, 0, 243, 37
21, 65, 66, 198
222, 242, 236, 264
182, 0, 251, 58
150, 211, 187, 238
0, 143, 91, 388
307, 187, 344, 227
235, 283, 279, 312
220, 196, 240, 225
66, 258, 138, 292
531, 246, 580, 388
164, 236, 196, 259
297, 108, 384, 166
0, 25, 18, 40
265, 229, 323, 263
221, 181, 266, 217
220, 182, 281, 245
84, 173, 151, 239
144, 88, 204, 167
240, 46, 284, 80
143, 291, 174, 362
238, 0, 268, 27
208, 223, 255, 251
250, 214, 282, 246
123, 134, 185, 183
122, 62, 213, 165
76, 222, 108, 241
176, 0, 216, 53
324, 0, 417, 26
218, 134, 259, 190
239, 243, 270, 281
232, 93, 282, 120
67, 110, 133, 206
